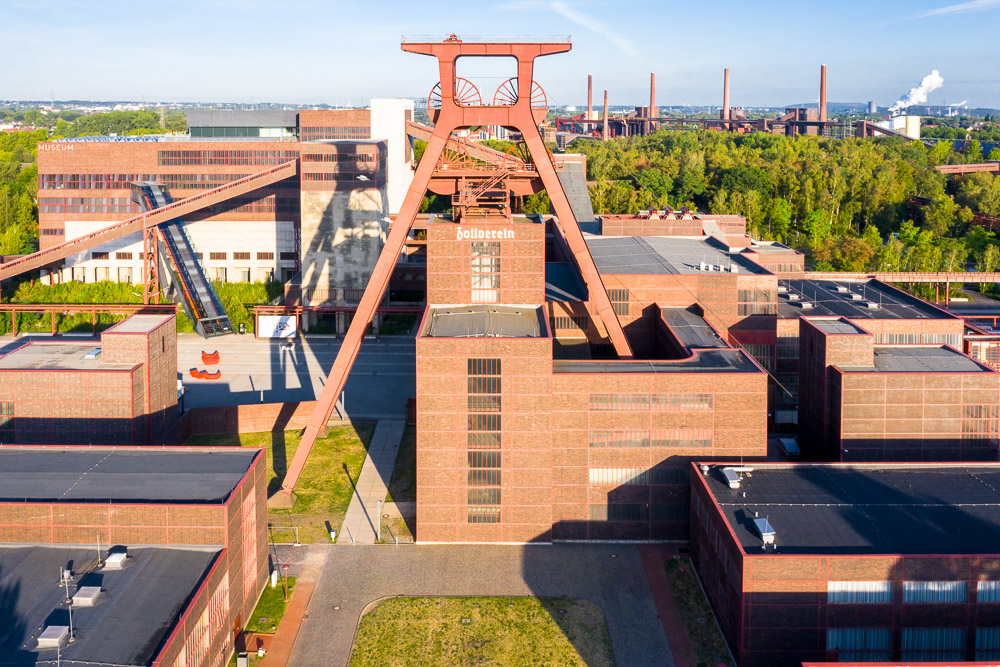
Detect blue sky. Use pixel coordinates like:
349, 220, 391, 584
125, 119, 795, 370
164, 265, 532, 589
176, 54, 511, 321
3, 0, 999, 108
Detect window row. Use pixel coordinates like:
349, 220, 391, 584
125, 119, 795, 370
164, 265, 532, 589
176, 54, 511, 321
588, 466, 689, 486
827, 579, 1000, 604
589, 503, 688, 522
157, 150, 299, 166
588, 393, 712, 412
825, 626, 1000, 661
302, 152, 376, 162
550, 316, 589, 331
874, 332, 964, 347
608, 289, 629, 316
589, 429, 712, 449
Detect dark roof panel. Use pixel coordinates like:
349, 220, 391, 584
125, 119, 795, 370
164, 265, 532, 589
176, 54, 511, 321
700, 464, 1000, 555
0, 449, 257, 504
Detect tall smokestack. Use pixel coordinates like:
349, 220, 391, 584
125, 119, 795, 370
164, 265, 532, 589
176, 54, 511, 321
650, 73, 656, 124
587, 74, 593, 121
722, 68, 730, 124
602, 90, 609, 141
819, 64, 828, 122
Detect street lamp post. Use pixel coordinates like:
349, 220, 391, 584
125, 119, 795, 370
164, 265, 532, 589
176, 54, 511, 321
282, 564, 289, 602
376, 499, 382, 542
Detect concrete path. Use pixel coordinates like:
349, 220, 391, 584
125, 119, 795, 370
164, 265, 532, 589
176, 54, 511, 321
177, 334, 415, 419
288, 544, 674, 667
338, 419, 405, 544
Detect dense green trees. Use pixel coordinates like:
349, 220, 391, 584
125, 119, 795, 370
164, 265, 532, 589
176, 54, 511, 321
568, 129, 1000, 275
0, 129, 46, 255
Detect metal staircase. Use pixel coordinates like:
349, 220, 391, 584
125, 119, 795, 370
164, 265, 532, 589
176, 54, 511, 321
132, 183, 233, 338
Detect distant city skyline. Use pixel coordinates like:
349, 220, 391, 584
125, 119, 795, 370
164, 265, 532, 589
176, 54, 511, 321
3, 0, 999, 109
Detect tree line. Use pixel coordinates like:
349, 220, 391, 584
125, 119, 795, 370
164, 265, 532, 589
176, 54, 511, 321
566, 129, 1000, 280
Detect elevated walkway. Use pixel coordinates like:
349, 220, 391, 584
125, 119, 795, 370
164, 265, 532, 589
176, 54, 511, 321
132, 183, 233, 338
0, 160, 297, 283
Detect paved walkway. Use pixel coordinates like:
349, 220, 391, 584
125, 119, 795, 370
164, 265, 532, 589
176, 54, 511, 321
288, 544, 674, 667
259, 545, 329, 667
338, 419, 405, 544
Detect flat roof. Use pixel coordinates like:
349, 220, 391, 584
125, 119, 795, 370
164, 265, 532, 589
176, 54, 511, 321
699, 463, 1000, 555
838, 345, 993, 373
779, 279, 953, 320
586, 236, 771, 276
0, 342, 135, 372
554, 348, 762, 374
0, 448, 258, 504
0, 545, 218, 665
423, 305, 546, 338
187, 108, 298, 127
809, 318, 869, 335
104, 313, 174, 334
661, 308, 728, 349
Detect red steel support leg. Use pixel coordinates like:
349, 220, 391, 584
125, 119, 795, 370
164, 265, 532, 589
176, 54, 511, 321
280, 132, 451, 494
520, 125, 632, 358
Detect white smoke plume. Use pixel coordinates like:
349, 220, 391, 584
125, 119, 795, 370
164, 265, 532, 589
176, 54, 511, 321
889, 70, 944, 114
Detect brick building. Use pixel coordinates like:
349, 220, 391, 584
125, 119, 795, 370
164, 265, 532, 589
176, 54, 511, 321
0, 313, 178, 446
691, 462, 1000, 667
415, 215, 768, 543
35, 102, 412, 307
0, 446, 267, 667
797, 316, 999, 461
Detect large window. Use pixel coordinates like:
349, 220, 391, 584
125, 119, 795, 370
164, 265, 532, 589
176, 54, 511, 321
470, 242, 501, 304
589, 429, 712, 449
737, 289, 777, 316
467, 358, 501, 523
903, 581, 968, 603
826, 628, 891, 662
608, 289, 629, 316
827, 581, 893, 604
901, 627, 965, 661
589, 393, 712, 412
977, 627, 1000, 660
0, 402, 12, 443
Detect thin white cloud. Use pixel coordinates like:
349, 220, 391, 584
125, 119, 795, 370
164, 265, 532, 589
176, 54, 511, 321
548, 1, 640, 59
917, 0, 1000, 18
497, 1, 641, 60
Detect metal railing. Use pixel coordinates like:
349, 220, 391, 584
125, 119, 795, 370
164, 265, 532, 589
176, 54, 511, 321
401, 34, 571, 43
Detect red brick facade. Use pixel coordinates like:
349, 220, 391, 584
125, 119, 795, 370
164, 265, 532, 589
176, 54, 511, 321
0, 314, 178, 446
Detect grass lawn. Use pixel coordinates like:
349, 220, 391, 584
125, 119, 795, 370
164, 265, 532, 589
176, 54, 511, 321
188, 423, 374, 543
246, 577, 297, 633
348, 596, 614, 667
663, 557, 734, 667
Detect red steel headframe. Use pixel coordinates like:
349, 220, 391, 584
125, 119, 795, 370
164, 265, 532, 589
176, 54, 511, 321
279, 36, 633, 495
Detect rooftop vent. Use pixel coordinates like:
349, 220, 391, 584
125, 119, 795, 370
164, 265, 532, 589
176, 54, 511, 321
721, 467, 741, 489
699, 261, 707, 271
729, 264, 739, 273
796, 301, 813, 309
850, 293, 863, 301
864, 301, 880, 309
105, 548, 128, 570
82, 348, 101, 360
834, 285, 849, 293
787, 293, 800, 301
753, 517, 776, 546
777, 285, 788, 294
72, 586, 105, 607
36, 626, 69, 650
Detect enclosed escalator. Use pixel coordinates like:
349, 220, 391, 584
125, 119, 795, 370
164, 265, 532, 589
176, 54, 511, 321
131, 182, 234, 337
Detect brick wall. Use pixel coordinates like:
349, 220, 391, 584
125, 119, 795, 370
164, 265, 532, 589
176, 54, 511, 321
426, 219, 545, 306
416, 336, 554, 543
179, 401, 318, 440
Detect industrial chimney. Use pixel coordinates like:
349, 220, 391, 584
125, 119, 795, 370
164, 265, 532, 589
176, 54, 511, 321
722, 68, 730, 125
819, 64, 828, 122
650, 72, 656, 121
587, 74, 593, 121
602, 90, 609, 140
